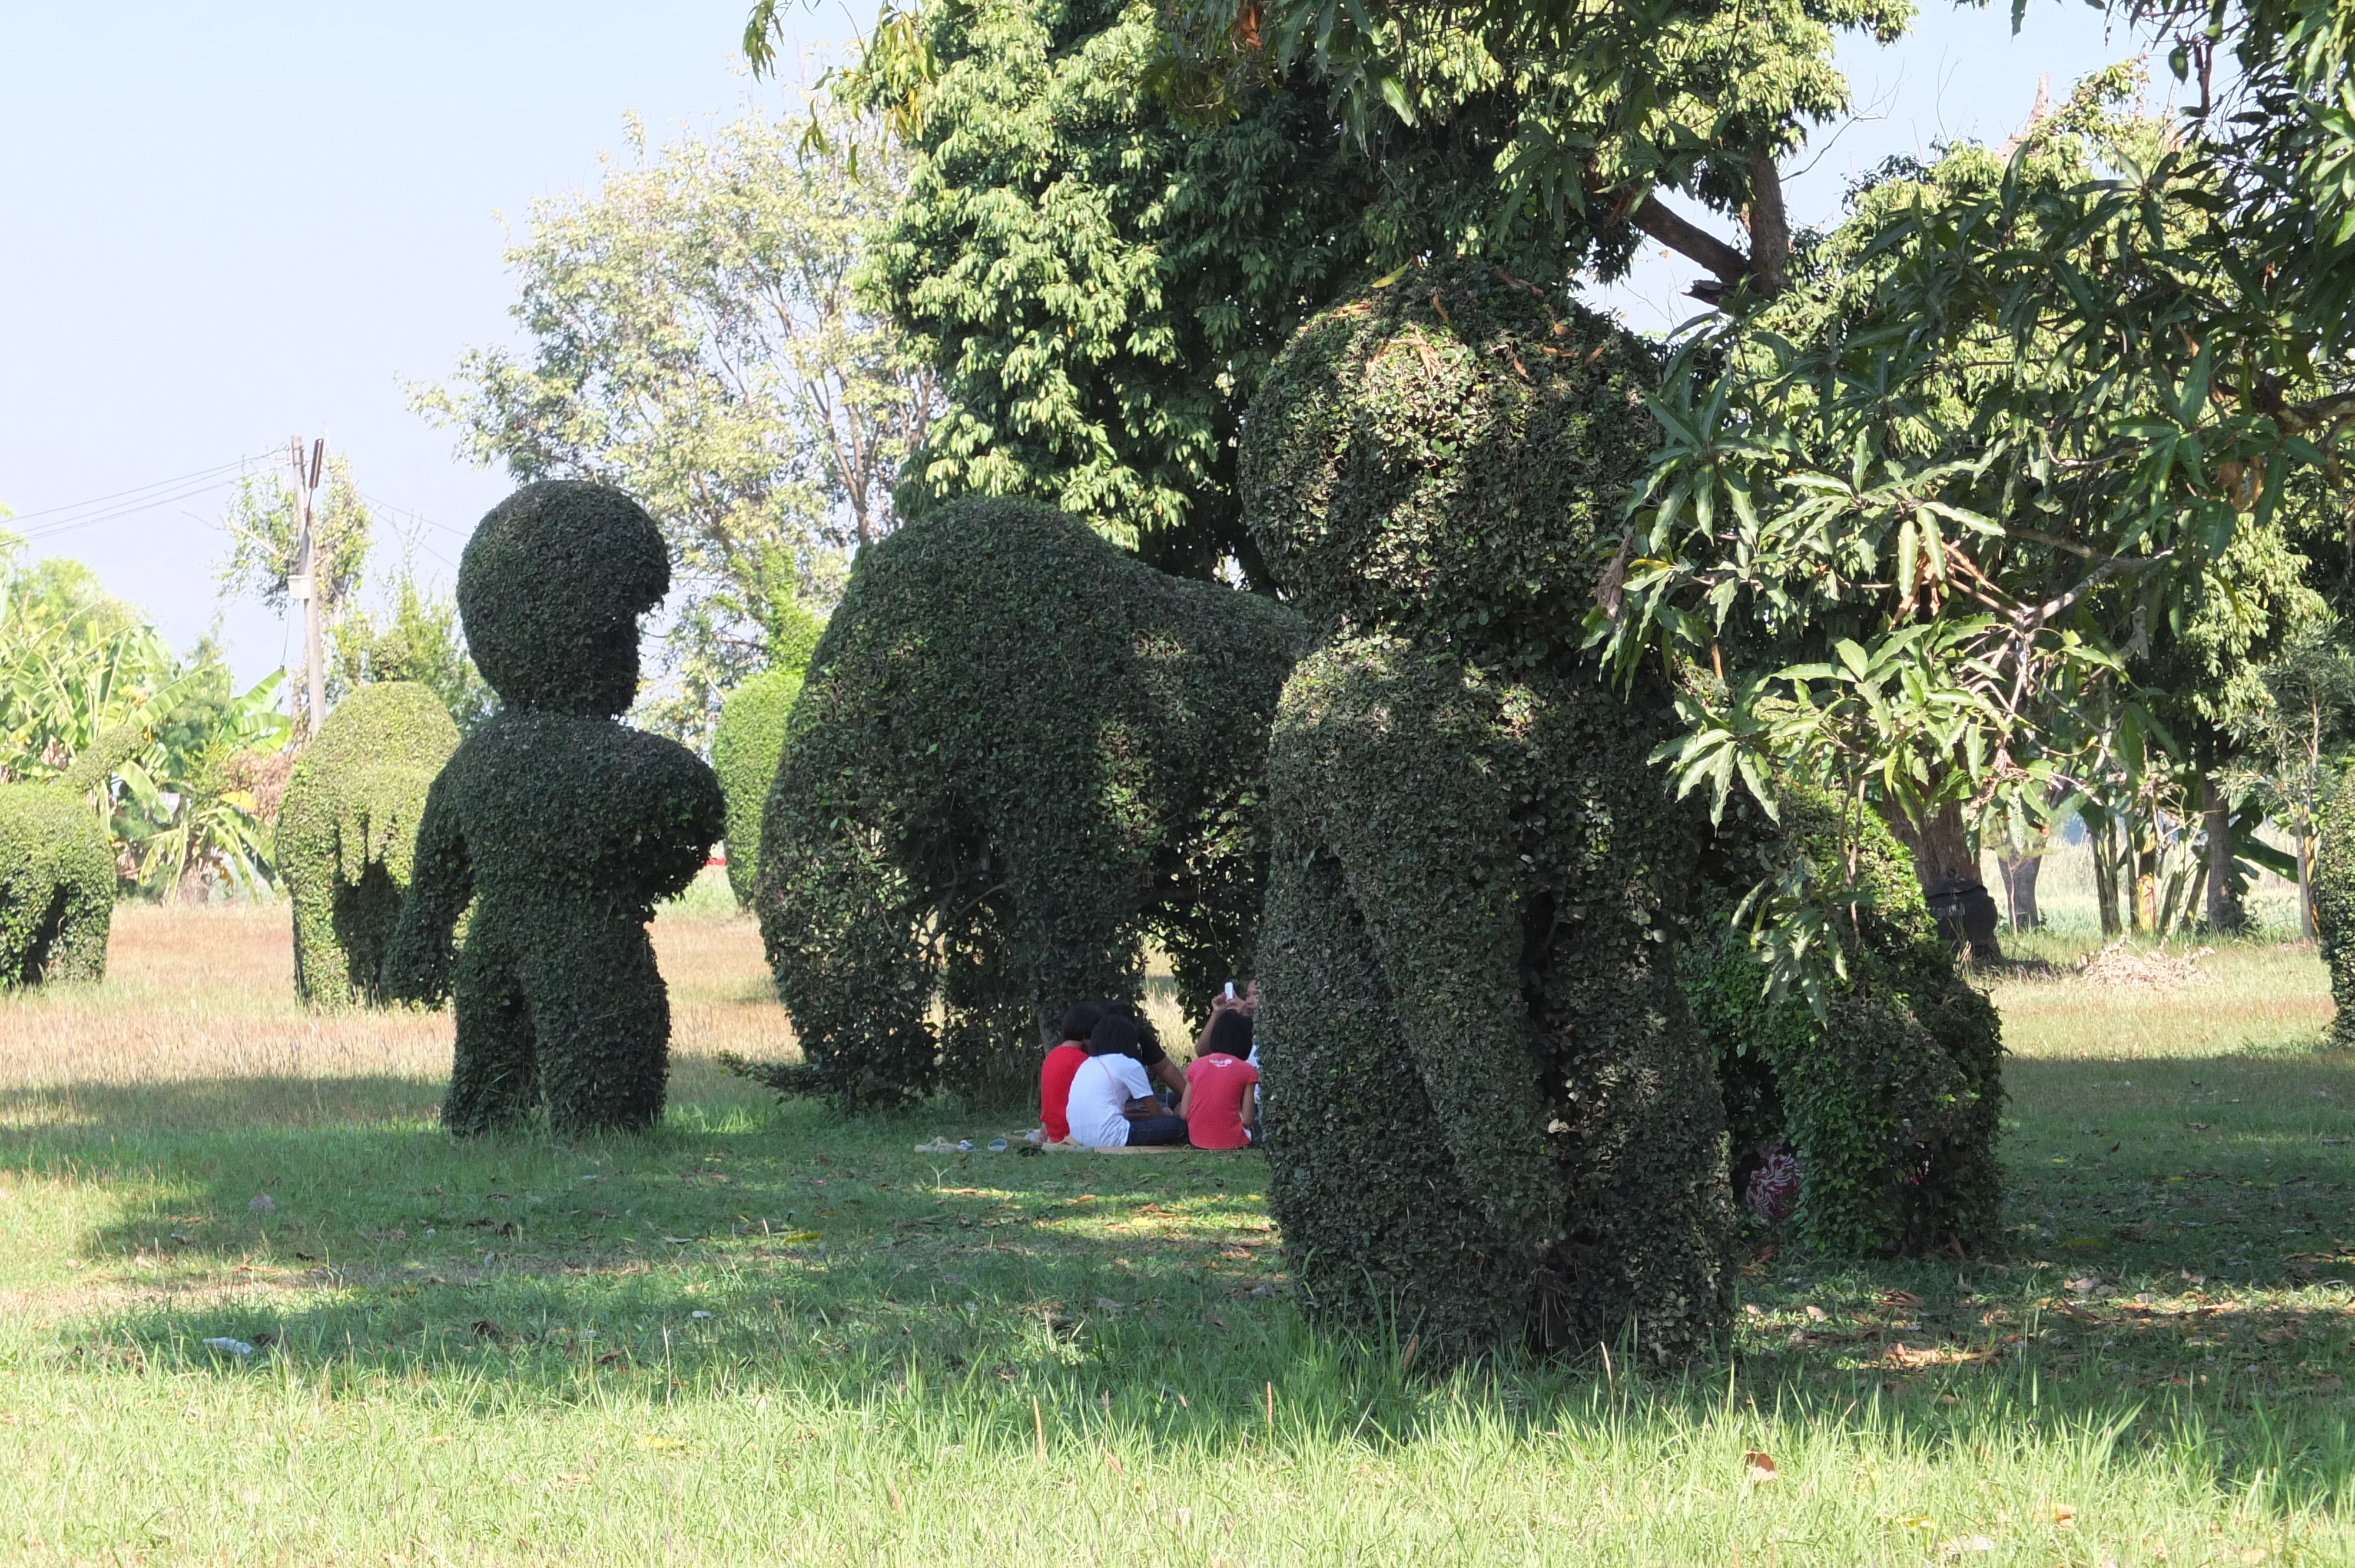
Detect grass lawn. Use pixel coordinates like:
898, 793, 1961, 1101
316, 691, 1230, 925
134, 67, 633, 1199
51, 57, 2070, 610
2, 892, 2351, 1565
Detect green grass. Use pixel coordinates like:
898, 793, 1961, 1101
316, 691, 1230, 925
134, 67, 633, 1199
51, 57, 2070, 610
0, 904, 2350, 1563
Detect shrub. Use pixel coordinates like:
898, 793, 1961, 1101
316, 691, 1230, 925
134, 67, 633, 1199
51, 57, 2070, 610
1245, 264, 1733, 1363
2315, 770, 2355, 1040
276, 682, 461, 1009
709, 666, 802, 909
0, 725, 145, 987
1686, 784, 2004, 1254
383, 482, 725, 1138
741, 497, 1305, 1111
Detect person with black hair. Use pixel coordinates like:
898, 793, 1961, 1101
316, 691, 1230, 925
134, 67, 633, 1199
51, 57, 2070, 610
1104, 997, 1187, 1097
1185, 1006, 1261, 1149
1037, 999, 1106, 1144
1064, 1011, 1189, 1147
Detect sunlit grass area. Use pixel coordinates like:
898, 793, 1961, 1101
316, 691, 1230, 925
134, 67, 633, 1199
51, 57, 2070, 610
0, 885, 2349, 1564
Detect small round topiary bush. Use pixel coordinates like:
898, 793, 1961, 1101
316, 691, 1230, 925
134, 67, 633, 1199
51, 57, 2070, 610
2314, 770, 2355, 1041
739, 496, 1306, 1112
1244, 263, 1734, 1364
277, 682, 462, 1009
383, 481, 725, 1139
1687, 783, 2004, 1255
710, 666, 803, 909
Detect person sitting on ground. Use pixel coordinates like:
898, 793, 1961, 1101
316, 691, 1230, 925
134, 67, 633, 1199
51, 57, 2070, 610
1037, 999, 1106, 1144
1107, 998, 1188, 1098
1064, 1011, 1189, 1147
1198, 979, 1259, 1064
1185, 1007, 1261, 1150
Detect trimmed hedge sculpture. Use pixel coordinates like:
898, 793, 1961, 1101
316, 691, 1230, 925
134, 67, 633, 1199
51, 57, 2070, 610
1687, 784, 2005, 1255
1245, 264, 1734, 1362
741, 497, 1305, 1111
384, 481, 725, 1138
0, 728, 137, 986
277, 682, 460, 1009
710, 665, 802, 909
2315, 770, 2355, 1041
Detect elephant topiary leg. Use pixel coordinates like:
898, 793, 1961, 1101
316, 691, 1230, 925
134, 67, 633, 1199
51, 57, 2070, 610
444, 930, 543, 1137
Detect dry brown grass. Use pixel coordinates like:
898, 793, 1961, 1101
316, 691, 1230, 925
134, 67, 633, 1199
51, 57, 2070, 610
0, 895, 791, 1094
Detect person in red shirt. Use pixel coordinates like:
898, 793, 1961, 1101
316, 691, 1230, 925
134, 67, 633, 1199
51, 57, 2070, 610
1037, 1000, 1104, 1144
1183, 1008, 1260, 1150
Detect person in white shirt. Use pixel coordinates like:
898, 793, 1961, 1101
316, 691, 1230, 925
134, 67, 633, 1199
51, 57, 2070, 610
1063, 1012, 1189, 1147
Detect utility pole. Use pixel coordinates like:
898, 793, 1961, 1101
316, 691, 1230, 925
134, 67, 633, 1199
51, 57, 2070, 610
285, 437, 327, 737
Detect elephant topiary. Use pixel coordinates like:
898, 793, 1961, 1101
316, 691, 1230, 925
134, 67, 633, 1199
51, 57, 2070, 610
737, 497, 1305, 1112
1687, 783, 2004, 1255
0, 728, 137, 986
1243, 264, 1734, 1363
383, 481, 725, 1138
277, 682, 462, 1009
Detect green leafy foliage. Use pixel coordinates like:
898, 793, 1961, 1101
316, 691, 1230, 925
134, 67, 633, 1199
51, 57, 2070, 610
413, 99, 934, 746
1246, 265, 1732, 1363
845, 0, 1409, 577
329, 566, 496, 736
1688, 783, 2003, 1255
384, 484, 726, 1138
743, 496, 1304, 1111
2310, 768, 2355, 1038
277, 683, 462, 1011
709, 666, 804, 909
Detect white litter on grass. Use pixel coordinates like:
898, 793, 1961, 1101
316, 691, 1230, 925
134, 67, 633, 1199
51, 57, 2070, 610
203, 1337, 257, 1358
690, 1311, 713, 1320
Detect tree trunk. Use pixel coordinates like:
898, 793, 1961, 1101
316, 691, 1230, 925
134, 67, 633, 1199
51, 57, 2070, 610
2092, 816, 2124, 938
2200, 766, 2245, 932
1996, 850, 2042, 929
1884, 799, 2003, 960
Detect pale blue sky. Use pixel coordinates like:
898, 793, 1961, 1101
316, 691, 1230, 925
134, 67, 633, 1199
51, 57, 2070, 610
1, 1, 2146, 691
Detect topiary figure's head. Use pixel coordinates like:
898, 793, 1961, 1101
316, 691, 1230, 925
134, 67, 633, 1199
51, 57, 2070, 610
457, 481, 669, 716
1242, 264, 1657, 669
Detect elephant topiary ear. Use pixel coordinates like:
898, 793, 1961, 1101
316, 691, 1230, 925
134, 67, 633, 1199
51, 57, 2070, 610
456, 481, 669, 717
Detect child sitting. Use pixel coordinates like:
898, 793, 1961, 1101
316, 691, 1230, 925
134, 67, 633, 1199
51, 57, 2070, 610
1036, 999, 1105, 1144
1184, 1008, 1260, 1150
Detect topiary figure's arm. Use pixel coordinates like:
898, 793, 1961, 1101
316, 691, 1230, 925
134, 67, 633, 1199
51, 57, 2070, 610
1272, 637, 1567, 1255
380, 770, 469, 1006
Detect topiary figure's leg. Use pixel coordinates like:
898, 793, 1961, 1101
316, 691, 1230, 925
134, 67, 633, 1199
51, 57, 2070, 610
443, 928, 542, 1137
755, 810, 941, 1111
333, 862, 406, 1005
1261, 813, 1534, 1349
525, 921, 670, 1140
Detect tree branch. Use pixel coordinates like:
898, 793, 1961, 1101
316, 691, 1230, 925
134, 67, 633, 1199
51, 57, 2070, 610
1744, 149, 1792, 297
1624, 195, 1755, 303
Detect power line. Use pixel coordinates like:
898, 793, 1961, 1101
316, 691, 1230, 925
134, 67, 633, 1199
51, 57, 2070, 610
1, 454, 268, 530
13, 475, 248, 543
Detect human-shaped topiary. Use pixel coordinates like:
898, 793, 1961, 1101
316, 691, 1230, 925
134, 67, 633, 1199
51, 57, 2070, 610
709, 665, 803, 909
1686, 782, 2004, 1254
383, 481, 725, 1138
0, 725, 142, 986
1243, 264, 1733, 1362
737, 497, 1305, 1112
277, 682, 462, 1009
2314, 769, 2355, 1042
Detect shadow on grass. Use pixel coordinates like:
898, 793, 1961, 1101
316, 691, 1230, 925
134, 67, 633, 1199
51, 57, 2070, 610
4, 1069, 2353, 1513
